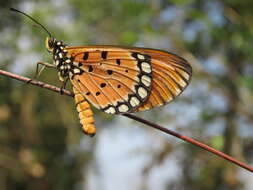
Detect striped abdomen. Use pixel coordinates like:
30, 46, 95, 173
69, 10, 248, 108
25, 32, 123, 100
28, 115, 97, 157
73, 87, 96, 136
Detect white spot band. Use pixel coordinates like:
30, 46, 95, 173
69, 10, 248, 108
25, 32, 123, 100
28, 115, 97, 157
118, 104, 129, 112
138, 87, 148, 99
141, 75, 151, 87
141, 62, 151, 73
129, 96, 140, 107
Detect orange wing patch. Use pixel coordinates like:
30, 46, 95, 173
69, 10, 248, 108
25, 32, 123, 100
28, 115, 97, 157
68, 48, 153, 114
65, 46, 192, 114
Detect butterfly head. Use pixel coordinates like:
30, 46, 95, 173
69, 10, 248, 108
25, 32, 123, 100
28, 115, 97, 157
45, 37, 67, 55
45, 37, 56, 53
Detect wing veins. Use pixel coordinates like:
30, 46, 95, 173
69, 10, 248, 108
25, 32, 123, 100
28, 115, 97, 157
74, 77, 101, 107
154, 64, 186, 90
81, 61, 139, 72
87, 72, 136, 95
80, 66, 141, 85
86, 74, 116, 107
152, 77, 172, 102
153, 69, 176, 99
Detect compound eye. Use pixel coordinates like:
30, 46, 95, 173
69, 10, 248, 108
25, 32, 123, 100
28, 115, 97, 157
48, 38, 54, 48
45, 37, 55, 52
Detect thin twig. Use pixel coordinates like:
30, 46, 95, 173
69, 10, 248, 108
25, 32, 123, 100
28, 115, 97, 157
0, 69, 252, 173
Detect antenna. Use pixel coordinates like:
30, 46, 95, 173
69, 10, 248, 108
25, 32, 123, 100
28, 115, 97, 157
10, 8, 52, 37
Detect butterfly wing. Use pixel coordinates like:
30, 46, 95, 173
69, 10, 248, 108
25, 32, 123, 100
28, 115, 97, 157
66, 46, 153, 114
65, 46, 192, 114
134, 48, 192, 112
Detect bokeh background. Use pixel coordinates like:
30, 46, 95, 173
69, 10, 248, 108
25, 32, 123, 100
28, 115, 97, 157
0, 0, 253, 189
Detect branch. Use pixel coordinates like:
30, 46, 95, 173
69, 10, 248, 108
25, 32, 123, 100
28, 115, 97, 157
0, 69, 252, 173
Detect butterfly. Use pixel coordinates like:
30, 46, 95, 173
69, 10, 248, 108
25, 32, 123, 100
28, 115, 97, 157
11, 8, 192, 136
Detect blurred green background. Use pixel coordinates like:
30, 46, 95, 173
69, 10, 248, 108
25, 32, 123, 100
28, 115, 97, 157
0, 0, 253, 189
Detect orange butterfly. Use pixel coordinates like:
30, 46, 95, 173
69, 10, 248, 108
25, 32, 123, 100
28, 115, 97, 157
11, 8, 192, 136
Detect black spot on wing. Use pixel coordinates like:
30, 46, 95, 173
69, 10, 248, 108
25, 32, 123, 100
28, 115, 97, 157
83, 52, 89, 60
116, 59, 121, 65
100, 83, 106, 88
107, 70, 113, 75
101, 51, 108, 59
88, 65, 93, 72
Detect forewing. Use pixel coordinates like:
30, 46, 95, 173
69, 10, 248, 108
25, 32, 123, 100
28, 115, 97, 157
68, 47, 152, 114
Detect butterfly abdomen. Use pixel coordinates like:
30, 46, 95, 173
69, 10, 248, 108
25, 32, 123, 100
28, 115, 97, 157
73, 87, 96, 136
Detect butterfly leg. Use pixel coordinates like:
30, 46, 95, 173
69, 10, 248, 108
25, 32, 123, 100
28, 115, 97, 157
27, 62, 56, 84
59, 78, 69, 95
35, 62, 56, 78
73, 87, 96, 137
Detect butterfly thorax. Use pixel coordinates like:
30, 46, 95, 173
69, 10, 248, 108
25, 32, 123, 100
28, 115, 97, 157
50, 39, 83, 82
